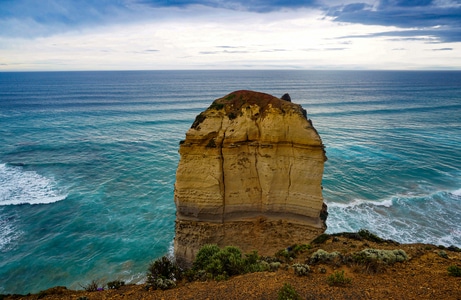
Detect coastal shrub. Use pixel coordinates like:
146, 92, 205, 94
439, 245, 461, 252
193, 244, 221, 271
80, 279, 102, 292
292, 244, 311, 254
312, 234, 330, 244
327, 270, 352, 286
438, 250, 448, 259
192, 245, 268, 280
310, 249, 341, 264
270, 261, 282, 272
107, 280, 125, 289
206, 246, 244, 277
351, 249, 408, 274
448, 265, 461, 277
146, 256, 182, 290
292, 263, 310, 276
275, 244, 311, 262
354, 249, 408, 264
36, 287, 68, 299
357, 229, 385, 243
447, 245, 461, 252
277, 283, 301, 300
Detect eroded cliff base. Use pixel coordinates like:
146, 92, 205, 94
174, 213, 327, 267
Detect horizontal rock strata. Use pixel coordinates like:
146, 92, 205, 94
174, 90, 327, 266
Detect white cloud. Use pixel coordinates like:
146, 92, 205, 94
0, 6, 459, 70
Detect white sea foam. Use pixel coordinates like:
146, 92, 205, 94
327, 197, 394, 209
0, 216, 19, 251
0, 163, 67, 206
326, 189, 461, 247
451, 188, 461, 197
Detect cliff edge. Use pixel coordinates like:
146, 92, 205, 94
174, 90, 328, 266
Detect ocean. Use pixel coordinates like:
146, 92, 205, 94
0, 70, 460, 294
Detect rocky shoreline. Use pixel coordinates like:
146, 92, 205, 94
3, 232, 460, 300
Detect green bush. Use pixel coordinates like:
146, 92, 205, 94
438, 250, 448, 259
209, 102, 224, 110
79, 279, 102, 292
354, 249, 408, 264
326, 270, 352, 286
310, 249, 341, 264
357, 229, 385, 243
312, 234, 330, 244
146, 256, 182, 290
292, 263, 310, 276
192, 245, 268, 280
206, 246, 244, 277
448, 265, 461, 277
275, 244, 311, 262
193, 244, 221, 271
277, 283, 301, 300
107, 280, 125, 290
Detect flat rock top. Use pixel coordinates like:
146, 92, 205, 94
215, 90, 293, 109
210, 90, 305, 117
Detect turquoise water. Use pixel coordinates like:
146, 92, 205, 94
1, 70, 460, 294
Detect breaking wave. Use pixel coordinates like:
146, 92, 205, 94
326, 187, 461, 247
0, 163, 67, 206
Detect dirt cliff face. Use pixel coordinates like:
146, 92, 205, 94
174, 90, 327, 266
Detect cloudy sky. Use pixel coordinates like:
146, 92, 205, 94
1, 0, 460, 71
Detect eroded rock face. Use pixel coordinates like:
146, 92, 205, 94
174, 90, 327, 266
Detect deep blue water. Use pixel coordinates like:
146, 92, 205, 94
1, 70, 460, 294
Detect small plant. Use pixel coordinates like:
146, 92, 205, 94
448, 265, 461, 277
327, 270, 352, 286
146, 256, 182, 290
269, 261, 282, 272
357, 229, 384, 243
79, 279, 103, 292
354, 249, 408, 264
312, 234, 330, 244
292, 263, 310, 276
36, 287, 68, 299
225, 94, 236, 101
206, 246, 245, 277
310, 249, 341, 264
193, 244, 221, 271
275, 244, 311, 262
277, 283, 301, 300
192, 245, 268, 280
209, 101, 224, 110
438, 250, 448, 259
77, 297, 89, 300
191, 113, 206, 129
107, 280, 125, 289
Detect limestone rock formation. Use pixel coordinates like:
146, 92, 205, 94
174, 90, 327, 266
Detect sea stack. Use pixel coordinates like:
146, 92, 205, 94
173, 90, 327, 267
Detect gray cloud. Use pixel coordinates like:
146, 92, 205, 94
326, 1, 461, 42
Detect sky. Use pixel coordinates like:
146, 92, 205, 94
0, 0, 460, 71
